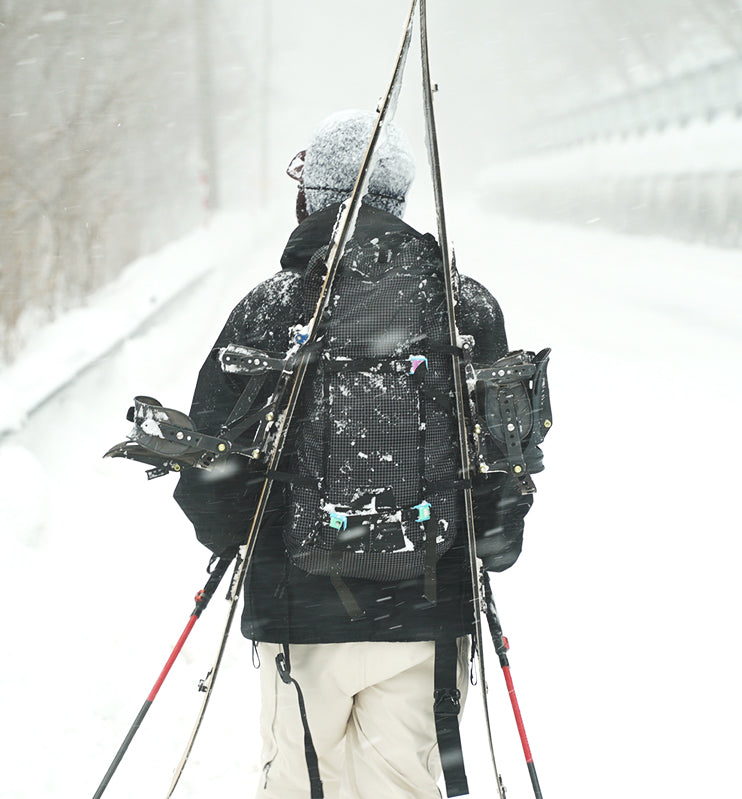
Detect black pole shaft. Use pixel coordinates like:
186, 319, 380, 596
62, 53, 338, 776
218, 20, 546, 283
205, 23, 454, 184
528, 762, 544, 799
93, 700, 152, 799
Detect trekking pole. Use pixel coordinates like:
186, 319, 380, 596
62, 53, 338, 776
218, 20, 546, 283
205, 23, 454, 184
481, 568, 545, 799
91, 549, 236, 799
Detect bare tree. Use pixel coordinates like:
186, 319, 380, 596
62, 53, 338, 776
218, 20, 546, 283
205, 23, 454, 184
0, 1, 257, 363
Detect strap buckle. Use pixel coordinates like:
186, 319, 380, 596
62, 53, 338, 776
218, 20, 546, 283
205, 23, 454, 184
329, 511, 348, 531
434, 687, 461, 716
408, 354, 428, 375
413, 500, 432, 522
275, 652, 292, 685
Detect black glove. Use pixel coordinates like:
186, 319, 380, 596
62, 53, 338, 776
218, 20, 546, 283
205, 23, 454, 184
174, 457, 264, 553
473, 475, 533, 572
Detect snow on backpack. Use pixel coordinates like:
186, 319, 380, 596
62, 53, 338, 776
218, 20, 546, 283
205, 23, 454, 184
283, 231, 460, 608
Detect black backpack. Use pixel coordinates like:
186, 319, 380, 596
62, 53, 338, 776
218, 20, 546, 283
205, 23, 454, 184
283, 232, 460, 596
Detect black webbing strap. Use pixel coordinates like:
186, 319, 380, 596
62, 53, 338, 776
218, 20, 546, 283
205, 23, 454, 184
322, 356, 407, 374
328, 532, 367, 621
416, 359, 437, 606
434, 640, 469, 797
319, 504, 427, 527
496, 386, 535, 493
264, 468, 317, 489
220, 372, 269, 438
423, 477, 472, 495
410, 357, 452, 412
422, 511, 438, 605
320, 344, 464, 375
329, 573, 365, 620
275, 644, 324, 799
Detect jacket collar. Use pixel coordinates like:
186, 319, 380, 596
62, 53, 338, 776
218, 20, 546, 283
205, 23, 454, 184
280, 203, 421, 272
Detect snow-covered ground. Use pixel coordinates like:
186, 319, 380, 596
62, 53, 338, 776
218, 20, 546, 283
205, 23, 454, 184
1, 199, 741, 799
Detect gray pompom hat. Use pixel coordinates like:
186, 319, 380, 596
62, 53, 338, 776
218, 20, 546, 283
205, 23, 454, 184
299, 109, 415, 218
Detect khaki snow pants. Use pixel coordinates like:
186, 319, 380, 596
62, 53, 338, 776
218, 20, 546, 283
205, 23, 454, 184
255, 639, 469, 799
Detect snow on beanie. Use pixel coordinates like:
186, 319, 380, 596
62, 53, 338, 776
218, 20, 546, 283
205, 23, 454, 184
302, 109, 415, 218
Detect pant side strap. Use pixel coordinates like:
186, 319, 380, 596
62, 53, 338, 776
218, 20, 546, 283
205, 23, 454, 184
434, 639, 469, 797
275, 644, 324, 799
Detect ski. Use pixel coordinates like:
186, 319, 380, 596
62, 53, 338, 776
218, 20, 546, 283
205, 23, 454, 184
418, 2, 507, 797
164, 3, 419, 796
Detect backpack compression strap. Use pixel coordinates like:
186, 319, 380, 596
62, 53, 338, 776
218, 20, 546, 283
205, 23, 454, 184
321, 347, 461, 412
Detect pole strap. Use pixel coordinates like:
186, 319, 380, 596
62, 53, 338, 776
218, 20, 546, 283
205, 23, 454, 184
434, 639, 468, 797
194, 549, 237, 617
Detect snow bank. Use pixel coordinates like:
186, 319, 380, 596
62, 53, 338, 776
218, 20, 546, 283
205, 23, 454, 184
0, 212, 261, 438
1, 201, 741, 799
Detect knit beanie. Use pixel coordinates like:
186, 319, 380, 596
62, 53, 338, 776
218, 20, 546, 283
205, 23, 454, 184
301, 109, 415, 218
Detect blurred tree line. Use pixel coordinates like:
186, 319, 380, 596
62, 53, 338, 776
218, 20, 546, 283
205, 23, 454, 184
0, 1, 259, 363
4, 0, 742, 364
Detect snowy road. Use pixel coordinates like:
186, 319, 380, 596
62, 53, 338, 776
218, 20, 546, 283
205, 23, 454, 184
2, 203, 741, 799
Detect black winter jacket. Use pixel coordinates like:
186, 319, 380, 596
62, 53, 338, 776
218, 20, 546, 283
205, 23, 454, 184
174, 204, 531, 644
